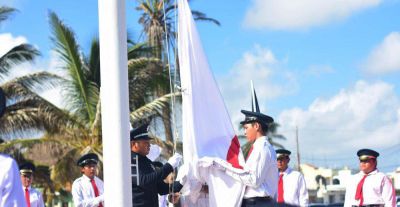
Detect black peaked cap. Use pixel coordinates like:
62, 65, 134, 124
130, 123, 152, 141
77, 153, 99, 167
357, 149, 379, 158
276, 149, 291, 156
19, 162, 35, 174
240, 110, 274, 126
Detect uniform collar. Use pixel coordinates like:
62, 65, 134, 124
254, 136, 267, 145
360, 168, 378, 175
280, 167, 292, 175
22, 186, 31, 191
82, 174, 96, 181
132, 151, 148, 159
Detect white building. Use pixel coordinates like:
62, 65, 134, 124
300, 164, 353, 204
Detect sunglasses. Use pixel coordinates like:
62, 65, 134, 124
359, 158, 375, 163
277, 156, 289, 161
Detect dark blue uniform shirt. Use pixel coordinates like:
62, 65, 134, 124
131, 152, 174, 207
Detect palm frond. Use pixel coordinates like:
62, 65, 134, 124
0, 6, 17, 23
5, 71, 64, 93
0, 138, 44, 153
87, 38, 100, 87
127, 42, 153, 59
192, 11, 221, 26
50, 148, 81, 186
49, 11, 98, 123
0, 44, 40, 79
0, 82, 85, 136
130, 92, 180, 124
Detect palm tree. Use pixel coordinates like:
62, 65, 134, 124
134, 0, 220, 152
17, 11, 176, 187
136, 0, 220, 57
0, 6, 66, 137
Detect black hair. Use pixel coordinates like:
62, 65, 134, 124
250, 121, 268, 135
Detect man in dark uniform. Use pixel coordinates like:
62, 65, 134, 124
130, 123, 183, 207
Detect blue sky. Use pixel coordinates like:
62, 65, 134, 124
1, 0, 400, 172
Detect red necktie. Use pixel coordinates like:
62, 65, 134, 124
90, 178, 103, 207
277, 174, 284, 203
355, 174, 368, 206
25, 188, 31, 207
246, 145, 254, 161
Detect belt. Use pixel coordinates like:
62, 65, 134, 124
352, 205, 384, 207
242, 196, 272, 205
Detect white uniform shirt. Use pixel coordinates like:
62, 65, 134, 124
278, 168, 309, 207
72, 175, 104, 207
344, 169, 396, 207
0, 154, 27, 207
227, 136, 278, 198
22, 186, 45, 207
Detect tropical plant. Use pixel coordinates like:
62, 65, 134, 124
134, 0, 220, 153
7, 11, 177, 186
136, 0, 220, 57
0, 6, 66, 138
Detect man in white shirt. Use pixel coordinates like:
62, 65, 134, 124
214, 85, 278, 206
224, 108, 278, 207
275, 149, 308, 207
72, 153, 104, 207
344, 149, 396, 207
0, 154, 27, 207
19, 162, 45, 207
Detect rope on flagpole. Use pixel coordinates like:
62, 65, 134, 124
162, 0, 181, 202
162, 0, 180, 156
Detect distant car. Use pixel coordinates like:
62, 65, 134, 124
309, 203, 326, 207
327, 203, 344, 207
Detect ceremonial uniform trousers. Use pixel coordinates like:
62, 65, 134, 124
0, 154, 27, 207
344, 169, 396, 207
22, 186, 45, 207
225, 136, 278, 207
277, 168, 309, 207
71, 175, 104, 207
131, 152, 182, 207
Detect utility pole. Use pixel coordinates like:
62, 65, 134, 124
296, 126, 301, 172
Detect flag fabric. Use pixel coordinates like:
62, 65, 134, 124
177, 0, 245, 206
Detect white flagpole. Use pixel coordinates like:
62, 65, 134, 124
98, 0, 132, 206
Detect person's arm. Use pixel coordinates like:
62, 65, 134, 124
298, 173, 309, 207
343, 182, 352, 207
1, 157, 27, 207
139, 163, 174, 186
223, 144, 270, 188
37, 190, 46, 207
381, 175, 396, 207
71, 180, 103, 207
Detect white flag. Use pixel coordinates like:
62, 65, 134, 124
178, 0, 245, 206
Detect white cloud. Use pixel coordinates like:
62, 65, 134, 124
277, 80, 400, 166
0, 33, 28, 57
243, 0, 381, 30
361, 32, 400, 74
218, 45, 298, 128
